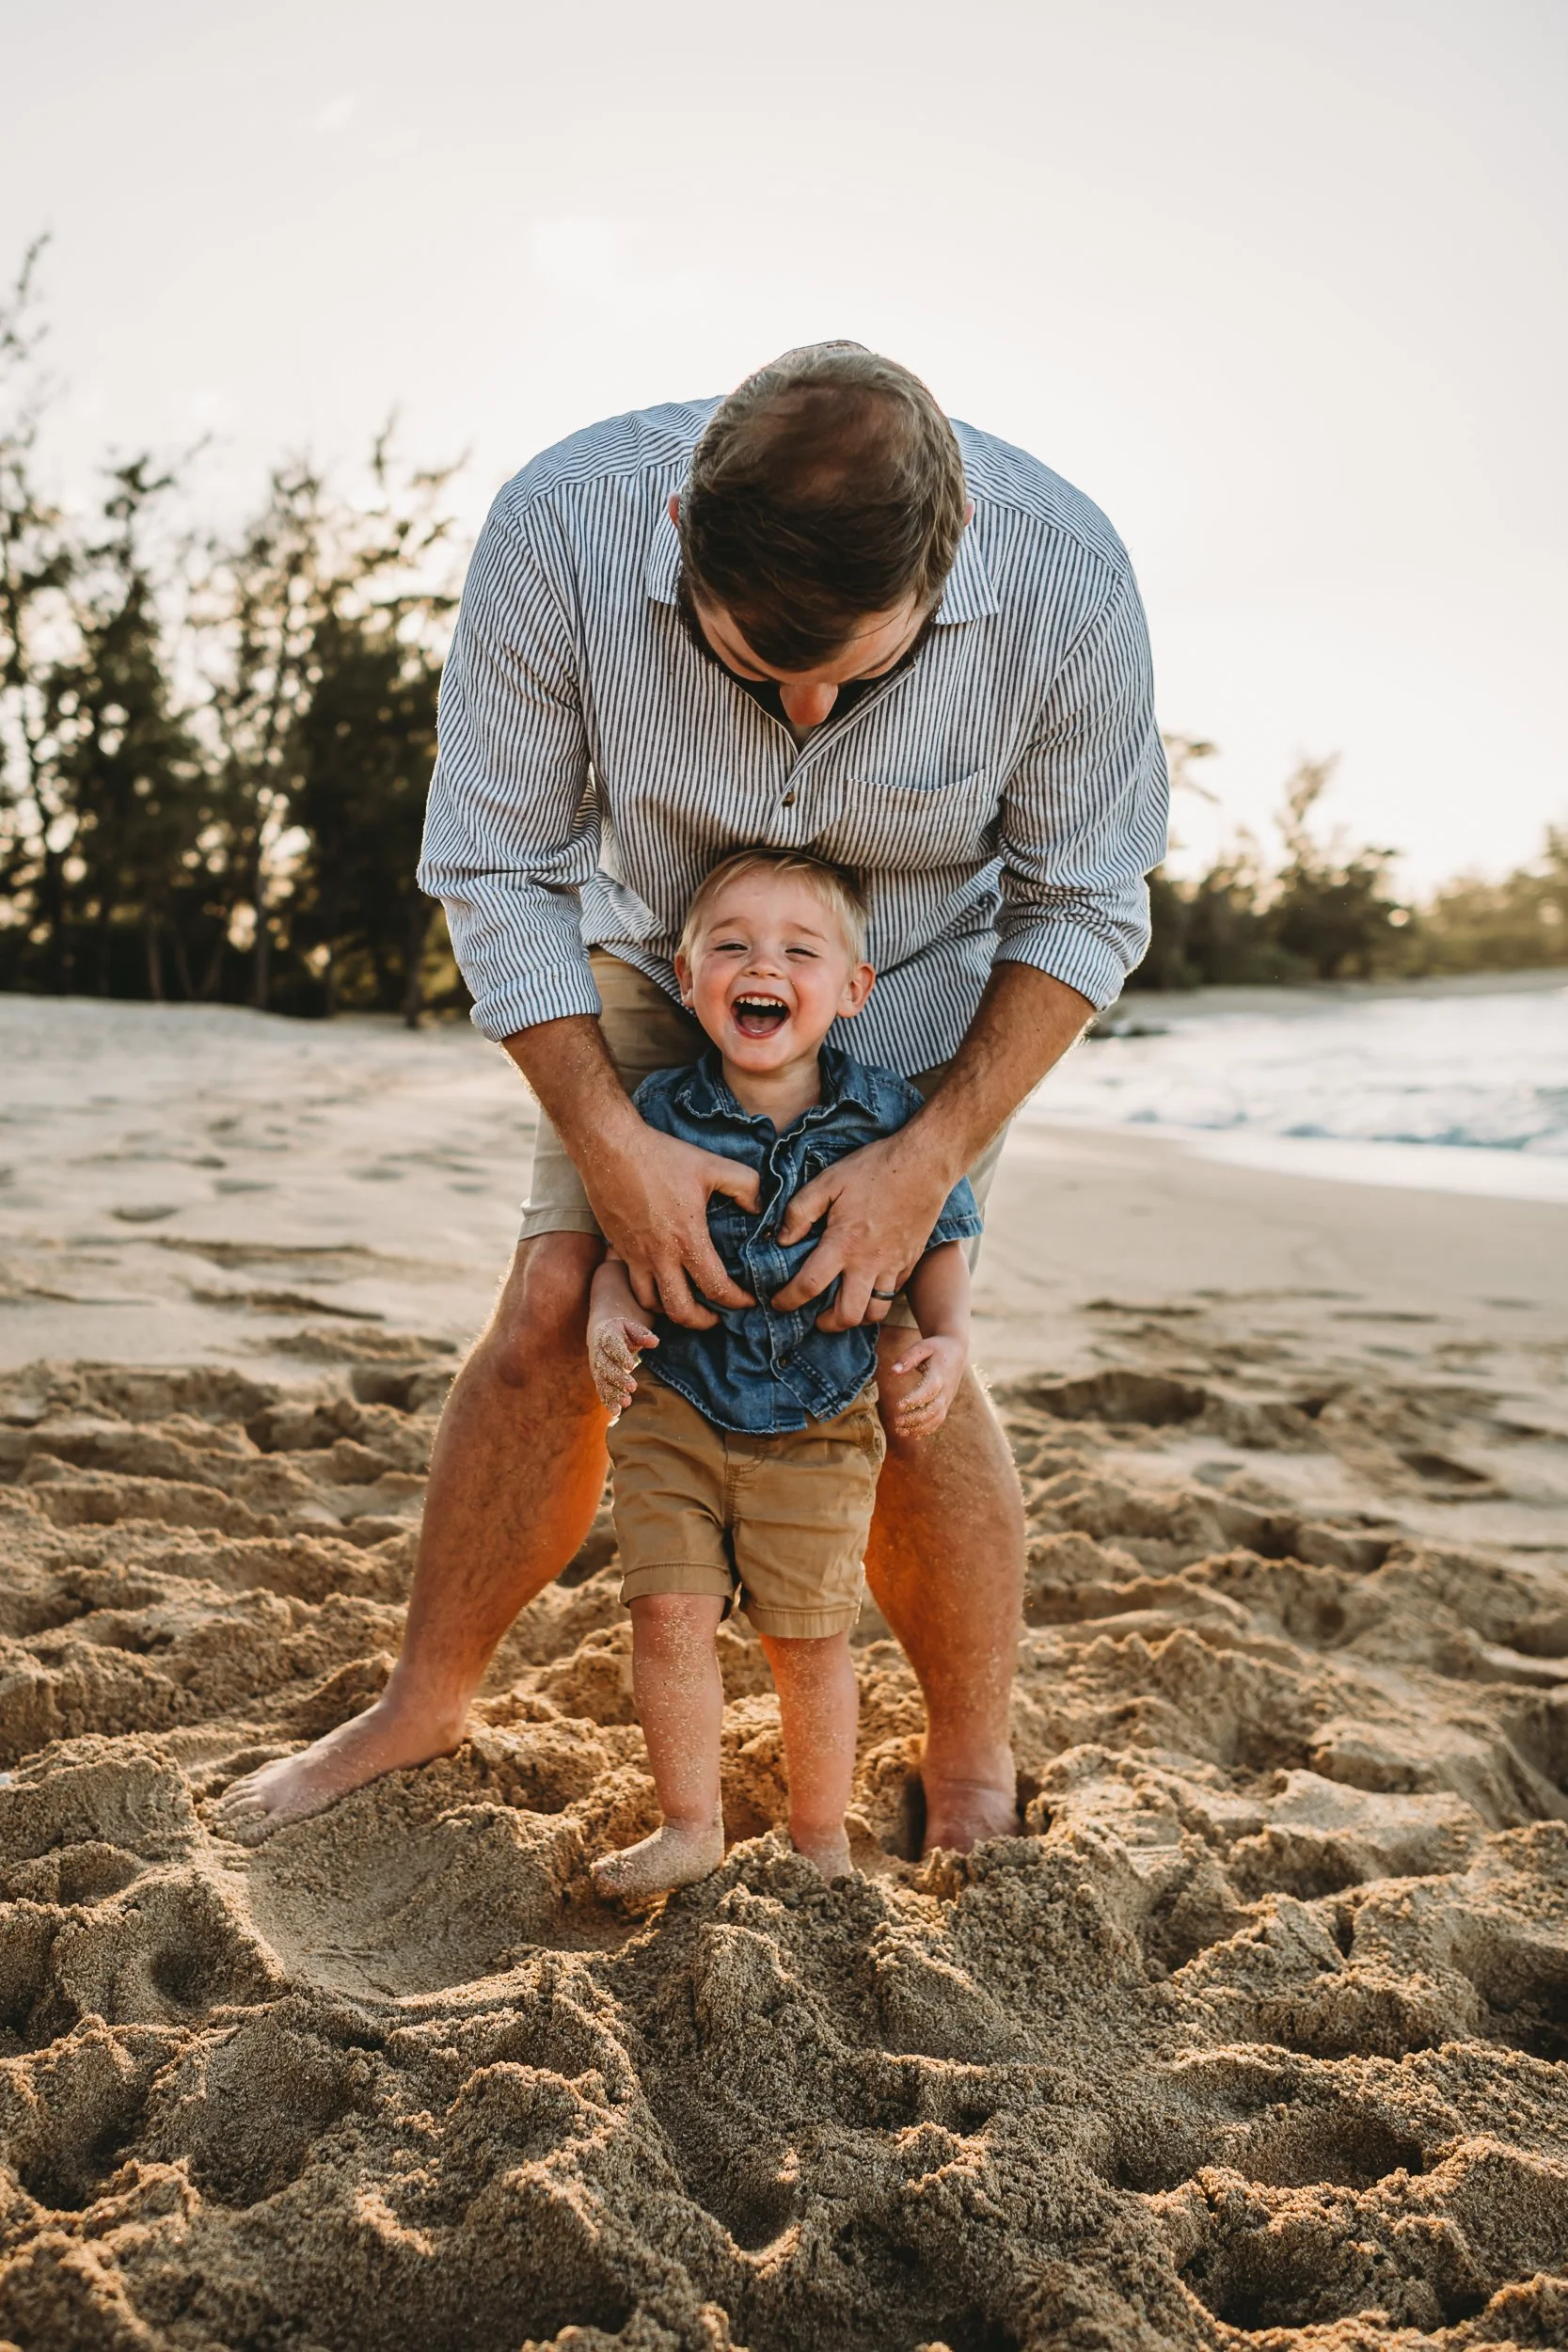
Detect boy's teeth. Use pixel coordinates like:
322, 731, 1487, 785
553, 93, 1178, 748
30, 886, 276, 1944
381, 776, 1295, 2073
733, 994, 788, 1036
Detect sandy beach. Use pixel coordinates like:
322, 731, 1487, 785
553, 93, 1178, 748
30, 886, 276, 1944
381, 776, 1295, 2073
2, 994, 1566, 2349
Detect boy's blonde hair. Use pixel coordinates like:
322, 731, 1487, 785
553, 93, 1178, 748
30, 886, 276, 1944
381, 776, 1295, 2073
677, 849, 870, 963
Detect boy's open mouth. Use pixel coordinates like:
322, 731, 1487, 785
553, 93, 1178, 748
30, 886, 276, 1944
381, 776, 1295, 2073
732, 993, 790, 1040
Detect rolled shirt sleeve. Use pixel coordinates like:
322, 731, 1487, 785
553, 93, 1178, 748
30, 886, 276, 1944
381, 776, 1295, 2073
417, 497, 602, 1041
994, 569, 1170, 1010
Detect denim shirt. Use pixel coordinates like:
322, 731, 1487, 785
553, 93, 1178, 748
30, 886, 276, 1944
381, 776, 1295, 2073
632, 1043, 983, 1436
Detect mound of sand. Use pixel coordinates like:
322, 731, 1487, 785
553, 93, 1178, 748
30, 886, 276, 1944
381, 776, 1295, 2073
1, 1316, 1566, 2352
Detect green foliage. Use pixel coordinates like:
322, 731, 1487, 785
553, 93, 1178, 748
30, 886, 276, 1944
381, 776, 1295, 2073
0, 246, 464, 1024
289, 602, 442, 1020
1132, 749, 1562, 991
1406, 828, 1568, 974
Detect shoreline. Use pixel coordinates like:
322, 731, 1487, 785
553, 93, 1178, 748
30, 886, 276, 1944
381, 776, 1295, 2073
2, 993, 1563, 1378
1107, 963, 1568, 1019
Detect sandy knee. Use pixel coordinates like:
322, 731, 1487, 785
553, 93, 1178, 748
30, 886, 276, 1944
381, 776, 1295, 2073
482, 1233, 604, 1395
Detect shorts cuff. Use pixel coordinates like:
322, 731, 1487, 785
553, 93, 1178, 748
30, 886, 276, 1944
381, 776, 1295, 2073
518, 1207, 605, 1241
619, 1562, 736, 1608
741, 1598, 863, 1639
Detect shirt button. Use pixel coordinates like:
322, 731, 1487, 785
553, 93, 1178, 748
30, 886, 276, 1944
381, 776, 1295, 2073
781, 789, 797, 806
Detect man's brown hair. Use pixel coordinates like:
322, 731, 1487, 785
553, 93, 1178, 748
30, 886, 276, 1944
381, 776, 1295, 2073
677, 342, 968, 673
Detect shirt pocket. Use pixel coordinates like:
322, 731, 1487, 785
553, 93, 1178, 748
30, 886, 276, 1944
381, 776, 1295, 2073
826, 769, 998, 873
705, 1198, 753, 1254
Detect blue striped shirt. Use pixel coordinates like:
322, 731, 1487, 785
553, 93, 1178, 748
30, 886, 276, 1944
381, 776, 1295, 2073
420, 398, 1168, 1073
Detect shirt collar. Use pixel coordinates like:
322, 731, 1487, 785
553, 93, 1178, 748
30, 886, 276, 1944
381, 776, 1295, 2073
643, 506, 999, 627
673, 1041, 884, 1128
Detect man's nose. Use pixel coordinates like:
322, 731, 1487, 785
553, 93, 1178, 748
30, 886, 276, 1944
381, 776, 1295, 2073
779, 679, 838, 730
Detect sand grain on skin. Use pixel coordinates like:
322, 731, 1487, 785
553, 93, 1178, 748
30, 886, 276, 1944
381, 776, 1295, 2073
0, 1321, 1566, 2352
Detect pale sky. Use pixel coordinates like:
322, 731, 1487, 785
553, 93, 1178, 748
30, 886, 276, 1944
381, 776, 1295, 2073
5, 0, 1564, 888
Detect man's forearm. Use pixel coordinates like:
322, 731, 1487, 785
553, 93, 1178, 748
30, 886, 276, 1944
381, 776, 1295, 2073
909, 961, 1095, 1183
502, 1012, 641, 1154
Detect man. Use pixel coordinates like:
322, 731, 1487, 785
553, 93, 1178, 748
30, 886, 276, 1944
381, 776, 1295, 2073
214, 342, 1167, 1856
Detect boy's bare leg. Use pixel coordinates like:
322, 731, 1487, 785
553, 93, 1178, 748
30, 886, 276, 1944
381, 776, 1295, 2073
868, 1336, 1024, 1855
758, 1629, 860, 1877
212, 1233, 609, 1843
592, 1594, 727, 1900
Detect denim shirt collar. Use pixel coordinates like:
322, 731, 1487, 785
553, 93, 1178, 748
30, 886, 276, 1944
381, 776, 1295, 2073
672, 1041, 886, 1133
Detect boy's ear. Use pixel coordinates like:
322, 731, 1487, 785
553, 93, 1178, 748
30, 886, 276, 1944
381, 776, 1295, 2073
673, 948, 693, 1006
839, 961, 875, 1017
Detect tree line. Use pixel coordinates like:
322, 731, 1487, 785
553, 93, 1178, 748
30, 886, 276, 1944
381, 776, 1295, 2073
1130, 739, 1567, 992
2, 247, 1563, 1021
0, 245, 464, 1025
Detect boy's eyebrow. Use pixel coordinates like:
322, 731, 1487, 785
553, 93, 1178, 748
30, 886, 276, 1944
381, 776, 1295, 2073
705, 911, 833, 941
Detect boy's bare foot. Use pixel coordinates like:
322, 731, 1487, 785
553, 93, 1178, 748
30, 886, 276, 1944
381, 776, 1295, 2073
591, 1817, 724, 1903
210, 1693, 465, 1847
791, 1827, 855, 1880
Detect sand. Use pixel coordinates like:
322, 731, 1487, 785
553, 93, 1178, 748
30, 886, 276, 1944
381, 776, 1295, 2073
1, 996, 1566, 2351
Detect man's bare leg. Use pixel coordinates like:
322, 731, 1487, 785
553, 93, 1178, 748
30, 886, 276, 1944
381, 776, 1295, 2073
212, 1233, 608, 1843
868, 1333, 1024, 1854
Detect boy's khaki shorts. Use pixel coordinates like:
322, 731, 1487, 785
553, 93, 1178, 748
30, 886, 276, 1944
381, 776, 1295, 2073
521, 949, 1006, 1327
608, 1373, 885, 1639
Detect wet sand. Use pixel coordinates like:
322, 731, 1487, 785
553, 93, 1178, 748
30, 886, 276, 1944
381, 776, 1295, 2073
1, 996, 1565, 2349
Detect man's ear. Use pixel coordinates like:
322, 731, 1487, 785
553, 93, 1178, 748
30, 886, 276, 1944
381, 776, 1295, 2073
668, 493, 680, 525
839, 961, 875, 1018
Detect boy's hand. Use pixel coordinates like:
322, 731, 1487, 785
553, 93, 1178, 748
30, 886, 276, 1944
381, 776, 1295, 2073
886, 1333, 967, 1438
587, 1311, 658, 1420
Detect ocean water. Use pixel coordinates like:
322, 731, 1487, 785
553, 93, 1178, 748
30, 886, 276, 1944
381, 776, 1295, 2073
1022, 981, 1568, 1202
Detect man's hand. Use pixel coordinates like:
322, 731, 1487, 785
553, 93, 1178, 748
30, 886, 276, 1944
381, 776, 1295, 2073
770, 962, 1096, 1330
506, 1011, 760, 1331
771, 1129, 955, 1330
582, 1125, 761, 1329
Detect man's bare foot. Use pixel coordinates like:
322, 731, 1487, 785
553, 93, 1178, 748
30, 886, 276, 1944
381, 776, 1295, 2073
921, 1770, 1020, 1856
210, 1693, 465, 1847
592, 1817, 724, 1903
792, 1827, 855, 1880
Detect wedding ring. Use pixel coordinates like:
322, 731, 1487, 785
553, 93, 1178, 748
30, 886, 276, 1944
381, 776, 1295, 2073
870, 1288, 899, 1299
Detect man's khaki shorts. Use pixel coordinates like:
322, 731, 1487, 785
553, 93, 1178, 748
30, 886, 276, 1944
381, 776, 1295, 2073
521, 949, 1006, 1327
608, 1373, 885, 1639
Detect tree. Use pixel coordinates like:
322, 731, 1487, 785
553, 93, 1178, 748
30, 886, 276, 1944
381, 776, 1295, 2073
1269, 756, 1408, 980
187, 433, 458, 1017
1414, 826, 1568, 973
189, 463, 333, 1005
0, 246, 218, 1002
46, 458, 210, 998
290, 603, 443, 1021
0, 237, 79, 992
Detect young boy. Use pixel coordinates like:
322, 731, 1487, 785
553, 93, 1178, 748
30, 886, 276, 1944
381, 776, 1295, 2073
586, 848, 982, 1901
